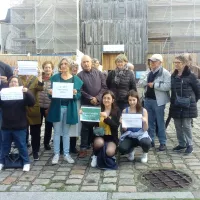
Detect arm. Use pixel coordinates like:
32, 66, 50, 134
190, 74, 200, 101
95, 71, 108, 103
103, 109, 120, 129
24, 90, 35, 107
142, 108, 148, 132
154, 70, 171, 92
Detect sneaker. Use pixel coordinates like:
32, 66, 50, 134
52, 154, 59, 165
64, 154, 75, 164
78, 150, 87, 158
0, 164, 4, 170
91, 155, 97, 167
157, 144, 166, 151
141, 153, 148, 163
128, 150, 135, 161
33, 152, 39, 161
185, 145, 193, 154
23, 164, 30, 172
44, 144, 51, 150
173, 145, 186, 151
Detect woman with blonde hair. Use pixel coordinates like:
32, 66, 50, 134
47, 58, 83, 164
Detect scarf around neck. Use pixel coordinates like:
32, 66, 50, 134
114, 64, 128, 85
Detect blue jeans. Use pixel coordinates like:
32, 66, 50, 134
0, 129, 29, 164
53, 106, 70, 155
144, 99, 166, 144
0, 110, 2, 156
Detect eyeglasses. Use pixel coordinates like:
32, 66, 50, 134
173, 62, 182, 64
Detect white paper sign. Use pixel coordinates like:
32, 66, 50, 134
52, 82, 74, 99
122, 113, 142, 128
17, 61, 38, 76
1, 86, 23, 101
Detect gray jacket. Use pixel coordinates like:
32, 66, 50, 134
138, 67, 171, 106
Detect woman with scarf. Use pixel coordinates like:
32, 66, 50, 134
106, 54, 137, 112
38, 61, 54, 150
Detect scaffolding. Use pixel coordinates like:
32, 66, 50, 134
148, 0, 200, 66
10, 0, 79, 54
80, 0, 148, 64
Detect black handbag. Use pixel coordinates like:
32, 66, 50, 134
174, 79, 191, 108
4, 153, 23, 169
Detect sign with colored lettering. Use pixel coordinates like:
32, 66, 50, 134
80, 106, 101, 122
122, 113, 142, 128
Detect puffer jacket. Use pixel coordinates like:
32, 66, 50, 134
106, 69, 137, 104
38, 76, 51, 109
170, 66, 200, 118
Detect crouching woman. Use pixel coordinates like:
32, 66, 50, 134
0, 76, 35, 171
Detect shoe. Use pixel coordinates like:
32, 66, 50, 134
78, 150, 87, 158
64, 154, 75, 164
0, 164, 4, 170
52, 154, 59, 165
141, 153, 148, 163
33, 152, 39, 161
173, 145, 186, 151
157, 144, 166, 151
151, 142, 155, 148
44, 144, 51, 150
185, 145, 193, 154
128, 150, 135, 161
91, 155, 97, 167
23, 164, 30, 172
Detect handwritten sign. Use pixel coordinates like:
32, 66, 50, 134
122, 113, 142, 128
17, 61, 38, 76
52, 82, 74, 99
80, 106, 101, 122
1, 86, 23, 101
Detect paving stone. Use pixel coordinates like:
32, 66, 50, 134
187, 162, 200, 166
103, 170, 117, 177
72, 165, 87, 170
100, 184, 116, 191
0, 172, 12, 178
189, 166, 200, 170
66, 179, 82, 185
119, 174, 134, 179
19, 175, 36, 181
2, 177, 17, 185
9, 185, 28, 192
135, 164, 148, 170
103, 177, 117, 183
29, 185, 46, 191
119, 178, 135, 185
57, 167, 71, 172
52, 176, 66, 181
0, 185, 10, 191
0, 177, 5, 181
31, 166, 44, 171
70, 170, 85, 175
38, 173, 54, 179
85, 173, 100, 180
161, 163, 173, 168
174, 164, 188, 169
32, 179, 50, 185
83, 179, 99, 185
33, 161, 48, 166
39, 157, 50, 161
194, 170, 200, 175
49, 183, 64, 188
64, 185, 80, 191
69, 174, 84, 179
11, 171, 24, 177
118, 186, 137, 192
81, 186, 98, 191
16, 182, 31, 186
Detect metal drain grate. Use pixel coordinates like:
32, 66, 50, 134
142, 169, 192, 190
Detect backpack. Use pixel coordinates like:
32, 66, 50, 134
96, 143, 118, 170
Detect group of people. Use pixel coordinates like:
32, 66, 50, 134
0, 52, 199, 171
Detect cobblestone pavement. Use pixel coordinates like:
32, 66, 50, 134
1, 103, 200, 196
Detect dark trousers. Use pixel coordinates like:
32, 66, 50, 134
80, 122, 96, 150
0, 129, 29, 164
119, 137, 151, 154
40, 107, 53, 145
60, 137, 77, 152
30, 124, 41, 153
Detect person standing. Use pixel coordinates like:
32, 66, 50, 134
106, 54, 137, 112
47, 58, 83, 164
138, 54, 171, 151
0, 61, 13, 155
38, 61, 54, 150
170, 55, 200, 154
77, 55, 107, 158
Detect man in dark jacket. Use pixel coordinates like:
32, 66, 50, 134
78, 55, 107, 158
0, 61, 13, 155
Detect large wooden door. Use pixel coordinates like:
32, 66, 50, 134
102, 53, 119, 71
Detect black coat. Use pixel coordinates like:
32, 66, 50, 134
170, 66, 200, 118
106, 69, 137, 104
0, 91, 35, 130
